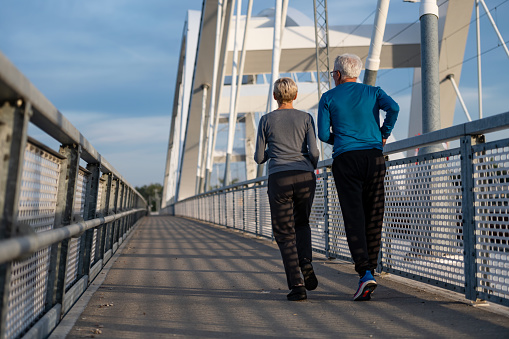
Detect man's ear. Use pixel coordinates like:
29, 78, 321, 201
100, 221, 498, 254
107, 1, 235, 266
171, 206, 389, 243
294, 92, 298, 101
273, 92, 277, 101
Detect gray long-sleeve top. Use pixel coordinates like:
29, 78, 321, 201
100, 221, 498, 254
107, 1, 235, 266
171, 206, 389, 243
254, 108, 320, 176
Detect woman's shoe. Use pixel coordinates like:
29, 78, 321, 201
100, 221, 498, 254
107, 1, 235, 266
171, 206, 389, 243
287, 286, 307, 301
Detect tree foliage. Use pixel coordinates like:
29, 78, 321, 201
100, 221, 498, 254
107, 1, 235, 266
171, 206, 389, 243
135, 183, 163, 212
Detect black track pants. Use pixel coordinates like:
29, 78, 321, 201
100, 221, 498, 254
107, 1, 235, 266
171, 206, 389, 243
268, 170, 316, 289
332, 149, 386, 276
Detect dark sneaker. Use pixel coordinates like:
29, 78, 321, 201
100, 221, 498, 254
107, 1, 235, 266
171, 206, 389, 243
301, 262, 318, 291
353, 271, 377, 301
287, 286, 307, 301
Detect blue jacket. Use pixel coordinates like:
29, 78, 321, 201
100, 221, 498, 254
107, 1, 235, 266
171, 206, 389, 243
317, 82, 399, 158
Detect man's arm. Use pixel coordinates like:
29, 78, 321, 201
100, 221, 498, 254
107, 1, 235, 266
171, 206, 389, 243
317, 94, 334, 145
254, 117, 268, 164
378, 88, 400, 139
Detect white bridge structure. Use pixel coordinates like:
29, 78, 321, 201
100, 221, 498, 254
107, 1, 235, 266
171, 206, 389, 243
162, 0, 491, 203
160, 0, 509, 310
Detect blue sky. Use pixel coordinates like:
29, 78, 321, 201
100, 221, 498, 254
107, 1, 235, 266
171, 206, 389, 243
1, 0, 508, 187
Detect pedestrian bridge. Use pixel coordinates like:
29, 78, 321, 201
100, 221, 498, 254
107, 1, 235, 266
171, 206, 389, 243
1, 22, 509, 339
50, 215, 509, 338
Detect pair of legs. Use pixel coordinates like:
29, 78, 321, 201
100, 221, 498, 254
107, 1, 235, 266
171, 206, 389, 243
267, 170, 316, 289
332, 149, 386, 277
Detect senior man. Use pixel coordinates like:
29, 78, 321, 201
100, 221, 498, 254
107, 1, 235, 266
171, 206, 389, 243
318, 53, 399, 301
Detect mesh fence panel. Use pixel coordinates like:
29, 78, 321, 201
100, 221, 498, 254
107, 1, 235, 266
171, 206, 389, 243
65, 169, 88, 290
473, 144, 509, 301
382, 152, 465, 290
6, 143, 60, 339
327, 170, 351, 261
226, 191, 234, 228
310, 170, 327, 254
257, 186, 272, 238
244, 189, 257, 234
234, 191, 244, 230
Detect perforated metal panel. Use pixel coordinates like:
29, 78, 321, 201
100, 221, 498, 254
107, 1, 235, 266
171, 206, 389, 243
6, 143, 60, 339
383, 151, 465, 290
66, 169, 88, 290
226, 192, 234, 228
244, 189, 257, 234
91, 179, 104, 265
234, 191, 244, 229
212, 194, 219, 224
310, 170, 327, 254
473, 142, 509, 302
327, 171, 351, 261
219, 193, 226, 226
256, 186, 272, 239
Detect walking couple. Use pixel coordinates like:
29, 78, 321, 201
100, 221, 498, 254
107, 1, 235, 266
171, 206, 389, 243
254, 53, 400, 301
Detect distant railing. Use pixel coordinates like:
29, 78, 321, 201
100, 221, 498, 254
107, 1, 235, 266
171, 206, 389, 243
169, 110, 509, 308
0, 51, 148, 339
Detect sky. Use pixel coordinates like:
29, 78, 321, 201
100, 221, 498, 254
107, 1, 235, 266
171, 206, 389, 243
1, 0, 508, 187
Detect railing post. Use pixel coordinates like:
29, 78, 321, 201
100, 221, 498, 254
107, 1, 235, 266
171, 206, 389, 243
323, 169, 330, 258
0, 100, 32, 337
46, 143, 81, 312
79, 162, 100, 279
117, 182, 125, 242
110, 179, 119, 252
460, 135, 477, 301
254, 185, 259, 236
98, 173, 112, 261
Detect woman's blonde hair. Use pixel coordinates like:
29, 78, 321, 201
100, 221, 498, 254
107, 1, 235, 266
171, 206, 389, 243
273, 77, 298, 105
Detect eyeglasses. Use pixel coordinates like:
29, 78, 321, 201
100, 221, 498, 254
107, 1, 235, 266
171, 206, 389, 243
330, 70, 338, 77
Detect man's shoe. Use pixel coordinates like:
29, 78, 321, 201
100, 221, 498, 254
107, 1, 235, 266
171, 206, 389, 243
353, 271, 377, 301
301, 262, 318, 291
287, 286, 307, 301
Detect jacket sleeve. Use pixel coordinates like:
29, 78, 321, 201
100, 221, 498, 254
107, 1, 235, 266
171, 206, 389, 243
254, 117, 268, 164
378, 88, 400, 139
317, 94, 334, 145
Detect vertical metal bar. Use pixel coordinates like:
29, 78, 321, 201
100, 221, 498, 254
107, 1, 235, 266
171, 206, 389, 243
419, 0, 442, 154
98, 173, 112, 260
46, 143, 81, 312
197, 84, 210, 193
117, 182, 125, 241
476, 0, 483, 119
204, 0, 225, 192
479, 0, 509, 58
447, 75, 472, 122
224, 0, 241, 187
79, 162, 100, 279
363, 0, 391, 86
460, 136, 477, 301
0, 100, 32, 337
255, 186, 259, 236
323, 170, 330, 258
268, 0, 283, 113
110, 179, 119, 251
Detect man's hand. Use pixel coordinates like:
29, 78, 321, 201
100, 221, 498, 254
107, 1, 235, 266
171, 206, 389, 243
382, 138, 387, 146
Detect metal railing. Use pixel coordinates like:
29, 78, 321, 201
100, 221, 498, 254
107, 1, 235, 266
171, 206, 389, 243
169, 110, 509, 308
0, 51, 148, 339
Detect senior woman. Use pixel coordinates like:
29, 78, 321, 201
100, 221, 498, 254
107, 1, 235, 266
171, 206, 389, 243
254, 77, 320, 301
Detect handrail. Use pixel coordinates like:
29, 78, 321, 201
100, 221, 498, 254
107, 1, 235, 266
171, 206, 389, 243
175, 110, 509, 202
0, 208, 146, 265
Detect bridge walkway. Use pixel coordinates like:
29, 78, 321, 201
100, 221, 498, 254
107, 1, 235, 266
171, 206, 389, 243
51, 215, 509, 338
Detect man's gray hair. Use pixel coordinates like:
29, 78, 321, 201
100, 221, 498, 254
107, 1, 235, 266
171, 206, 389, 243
273, 77, 298, 105
334, 53, 363, 79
